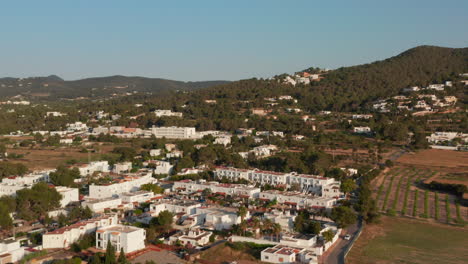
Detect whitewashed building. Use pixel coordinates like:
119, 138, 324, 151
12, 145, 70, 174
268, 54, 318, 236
0, 238, 25, 263
43, 214, 118, 249
96, 225, 146, 253
56, 186, 79, 208
88, 170, 155, 199
168, 229, 212, 247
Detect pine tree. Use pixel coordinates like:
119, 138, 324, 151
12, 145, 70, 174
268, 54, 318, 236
104, 243, 116, 264
118, 248, 127, 264
91, 253, 102, 264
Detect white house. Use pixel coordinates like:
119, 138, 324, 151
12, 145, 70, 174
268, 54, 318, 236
96, 225, 146, 253
81, 197, 123, 212
56, 186, 79, 208
42, 214, 118, 249
119, 191, 155, 204
144, 160, 173, 175
0, 238, 25, 263
149, 200, 202, 217
168, 228, 212, 247
154, 110, 183, 118
261, 245, 305, 264
214, 136, 231, 146
149, 149, 162, 157
196, 207, 249, 230
353, 127, 371, 134
0, 170, 51, 196
88, 170, 155, 199
76, 161, 110, 177
112, 162, 133, 174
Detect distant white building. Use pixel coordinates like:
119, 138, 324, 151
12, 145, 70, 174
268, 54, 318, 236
67, 122, 88, 132
214, 136, 231, 146
112, 162, 132, 174
151, 126, 200, 139
46, 111, 64, 117
76, 161, 110, 177
353, 126, 371, 134
96, 225, 146, 253
154, 109, 183, 118
43, 214, 118, 249
144, 160, 174, 175
60, 138, 73, 144
149, 149, 162, 157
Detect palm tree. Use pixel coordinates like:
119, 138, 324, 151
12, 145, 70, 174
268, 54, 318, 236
272, 223, 282, 242
262, 219, 273, 240
237, 206, 247, 222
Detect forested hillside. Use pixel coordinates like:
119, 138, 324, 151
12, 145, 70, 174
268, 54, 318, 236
194, 45, 468, 112
0, 75, 229, 99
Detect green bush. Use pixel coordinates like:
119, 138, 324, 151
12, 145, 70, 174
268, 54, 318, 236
445, 194, 451, 223
412, 189, 418, 217
423, 190, 429, 218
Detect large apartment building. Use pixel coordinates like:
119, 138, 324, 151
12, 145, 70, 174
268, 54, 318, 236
172, 180, 261, 198
214, 167, 342, 197
150, 126, 200, 139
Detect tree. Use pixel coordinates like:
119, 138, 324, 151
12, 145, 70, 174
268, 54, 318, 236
140, 183, 164, 194
49, 165, 80, 187
90, 254, 102, 264
272, 223, 282, 242
104, 243, 116, 264
330, 206, 357, 228
118, 248, 128, 264
112, 147, 137, 162
340, 178, 357, 194
0, 203, 13, 229
153, 210, 174, 234
237, 206, 247, 222
322, 229, 335, 243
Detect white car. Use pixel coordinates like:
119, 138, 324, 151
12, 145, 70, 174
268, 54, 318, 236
344, 234, 351, 240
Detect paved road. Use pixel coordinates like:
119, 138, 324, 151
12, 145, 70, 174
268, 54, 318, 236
321, 222, 361, 264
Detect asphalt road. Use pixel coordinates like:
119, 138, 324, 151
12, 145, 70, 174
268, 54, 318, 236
321, 221, 361, 264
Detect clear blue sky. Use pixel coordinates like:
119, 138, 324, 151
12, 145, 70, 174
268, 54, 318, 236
1, 0, 467, 81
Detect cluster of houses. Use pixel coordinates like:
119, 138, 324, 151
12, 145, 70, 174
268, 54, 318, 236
373, 81, 458, 115
275, 71, 326, 86
0, 157, 347, 264
426, 132, 468, 150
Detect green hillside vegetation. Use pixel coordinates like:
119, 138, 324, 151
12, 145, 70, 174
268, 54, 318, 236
0, 75, 229, 99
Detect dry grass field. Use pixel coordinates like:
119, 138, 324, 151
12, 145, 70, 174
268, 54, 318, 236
347, 216, 468, 264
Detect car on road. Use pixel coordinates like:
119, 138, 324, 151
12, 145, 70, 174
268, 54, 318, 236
344, 234, 352, 240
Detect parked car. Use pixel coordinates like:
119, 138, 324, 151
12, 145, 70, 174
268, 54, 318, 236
344, 234, 351, 240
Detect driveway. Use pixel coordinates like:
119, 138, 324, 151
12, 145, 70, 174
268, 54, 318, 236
321, 221, 361, 264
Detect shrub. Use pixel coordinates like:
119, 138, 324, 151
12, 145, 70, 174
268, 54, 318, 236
382, 175, 396, 210
412, 189, 418, 217
423, 190, 429, 218
445, 194, 451, 223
